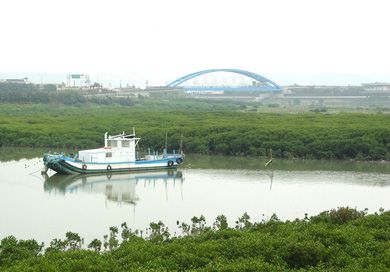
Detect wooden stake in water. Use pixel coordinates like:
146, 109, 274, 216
265, 149, 273, 167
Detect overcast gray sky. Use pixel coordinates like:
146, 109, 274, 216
1, 0, 389, 85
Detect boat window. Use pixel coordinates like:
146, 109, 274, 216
108, 140, 118, 147
122, 141, 130, 147
106, 152, 112, 158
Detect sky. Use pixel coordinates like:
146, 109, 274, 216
1, 0, 390, 86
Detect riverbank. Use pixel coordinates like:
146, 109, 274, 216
1, 207, 390, 271
1, 149, 389, 172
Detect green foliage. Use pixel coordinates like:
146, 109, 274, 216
148, 221, 170, 243
0, 236, 43, 267
282, 240, 328, 269
0, 104, 389, 161
45, 232, 83, 253
235, 212, 252, 230
88, 239, 102, 253
191, 215, 208, 235
310, 207, 367, 225
107, 227, 119, 251
178, 221, 191, 237
120, 222, 137, 243
213, 215, 228, 230
45, 239, 67, 253
3, 208, 390, 271
65, 232, 83, 250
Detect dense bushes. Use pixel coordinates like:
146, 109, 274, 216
0, 89, 136, 106
0, 83, 135, 106
0, 104, 389, 160
1, 208, 390, 271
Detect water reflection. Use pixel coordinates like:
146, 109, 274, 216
43, 170, 184, 205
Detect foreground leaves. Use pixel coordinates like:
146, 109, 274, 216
1, 208, 390, 271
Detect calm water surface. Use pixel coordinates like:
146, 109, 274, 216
0, 150, 389, 245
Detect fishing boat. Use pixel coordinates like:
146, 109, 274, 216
42, 129, 184, 175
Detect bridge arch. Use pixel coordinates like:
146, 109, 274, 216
166, 69, 282, 92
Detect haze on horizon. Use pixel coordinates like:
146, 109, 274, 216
1, 0, 389, 86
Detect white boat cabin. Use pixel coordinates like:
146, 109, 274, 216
78, 131, 140, 163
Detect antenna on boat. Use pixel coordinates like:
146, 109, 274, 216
133, 127, 135, 136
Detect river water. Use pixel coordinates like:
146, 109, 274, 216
0, 150, 389, 245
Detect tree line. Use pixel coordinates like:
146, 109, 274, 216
0, 104, 389, 161
0, 83, 134, 106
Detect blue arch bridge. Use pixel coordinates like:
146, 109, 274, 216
166, 69, 282, 92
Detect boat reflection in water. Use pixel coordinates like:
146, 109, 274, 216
43, 170, 183, 205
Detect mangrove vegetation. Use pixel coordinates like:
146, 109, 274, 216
1, 207, 390, 271
0, 104, 389, 160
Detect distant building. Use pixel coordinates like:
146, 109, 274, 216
362, 83, 390, 93
4, 77, 29, 84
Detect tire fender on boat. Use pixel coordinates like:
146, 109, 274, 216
168, 161, 174, 167
82, 164, 87, 170
176, 158, 183, 164
107, 165, 112, 171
